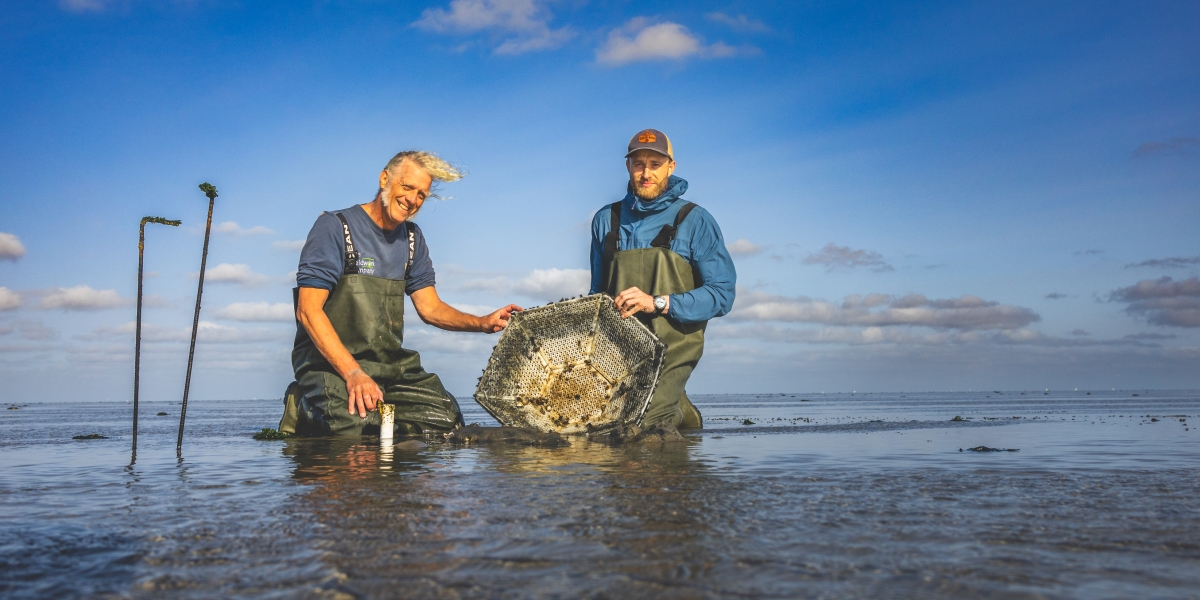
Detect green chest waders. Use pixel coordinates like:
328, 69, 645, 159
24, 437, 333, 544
283, 213, 463, 436
603, 201, 705, 429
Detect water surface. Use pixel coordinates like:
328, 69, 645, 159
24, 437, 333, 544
2, 391, 1198, 598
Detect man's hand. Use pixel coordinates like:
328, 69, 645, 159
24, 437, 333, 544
346, 368, 382, 419
480, 304, 524, 333
614, 287, 658, 318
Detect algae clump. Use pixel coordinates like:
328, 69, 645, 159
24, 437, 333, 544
253, 428, 291, 441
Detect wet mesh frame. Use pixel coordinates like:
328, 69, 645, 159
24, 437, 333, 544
474, 294, 666, 434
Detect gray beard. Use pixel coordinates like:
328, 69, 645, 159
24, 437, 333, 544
377, 188, 390, 208
631, 178, 670, 201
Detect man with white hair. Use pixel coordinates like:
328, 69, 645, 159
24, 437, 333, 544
280, 150, 521, 436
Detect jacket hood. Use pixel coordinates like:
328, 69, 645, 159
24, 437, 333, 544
625, 175, 688, 214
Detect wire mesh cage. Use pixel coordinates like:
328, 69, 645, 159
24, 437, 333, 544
474, 294, 666, 434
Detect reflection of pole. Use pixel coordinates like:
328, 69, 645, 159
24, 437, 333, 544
133, 216, 180, 465
178, 183, 217, 459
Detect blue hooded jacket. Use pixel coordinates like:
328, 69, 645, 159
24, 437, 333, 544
589, 175, 736, 324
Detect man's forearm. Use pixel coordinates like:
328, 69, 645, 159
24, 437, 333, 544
416, 301, 484, 331
410, 286, 486, 332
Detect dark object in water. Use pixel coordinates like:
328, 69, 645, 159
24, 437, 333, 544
603, 422, 686, 444
951, 416, 966, 422
73, 433, 108, 440
962, 446, 1019, 452
1150, 418, 1159, 422
7, 406, 17, 410
444, 424, 568, 447
157, 412, 168, 416
741, 419, 755, 425
389, 440, 427, 451
253, 428, 291, 441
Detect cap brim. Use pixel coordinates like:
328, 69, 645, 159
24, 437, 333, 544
624, 146, 672, 159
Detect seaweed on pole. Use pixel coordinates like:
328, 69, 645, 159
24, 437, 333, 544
177, 183, 217, 459
132, 216, 180, 465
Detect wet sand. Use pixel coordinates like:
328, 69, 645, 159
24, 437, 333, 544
2, 391, 1199, 598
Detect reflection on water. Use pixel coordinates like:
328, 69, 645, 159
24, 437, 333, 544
1, 392, 1199, 598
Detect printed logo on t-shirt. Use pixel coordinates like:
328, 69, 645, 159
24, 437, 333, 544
357, 257, 376, 274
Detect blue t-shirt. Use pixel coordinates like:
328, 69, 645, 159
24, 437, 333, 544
296, 205, 436, 294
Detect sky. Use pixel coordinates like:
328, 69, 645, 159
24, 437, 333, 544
1, 0, 1198, 404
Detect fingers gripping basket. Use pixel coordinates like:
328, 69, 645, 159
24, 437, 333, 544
474, 294, 667, 434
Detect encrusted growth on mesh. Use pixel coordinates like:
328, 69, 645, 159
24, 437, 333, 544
474, 294, 666, 434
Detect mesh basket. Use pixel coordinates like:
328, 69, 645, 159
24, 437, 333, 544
474, 294, 666, 434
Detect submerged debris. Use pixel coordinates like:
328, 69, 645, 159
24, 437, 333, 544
741, 419, 756, 425
961, 446, 1019, 452
253, 428, 291, 441
157, 412, 168, 416
445, 423, 568, 447
72, 433, 108, 440
951, 416, 968, 422
602, 422, 686, 444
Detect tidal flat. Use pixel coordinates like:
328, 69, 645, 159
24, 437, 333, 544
2, 391, 1199, 599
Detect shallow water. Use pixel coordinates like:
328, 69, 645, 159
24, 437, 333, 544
2, 391, 1199, 599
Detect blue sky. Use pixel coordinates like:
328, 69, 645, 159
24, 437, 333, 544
1, 0, 1198, 403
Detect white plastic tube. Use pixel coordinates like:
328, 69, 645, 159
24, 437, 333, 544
379, 403, 394, 441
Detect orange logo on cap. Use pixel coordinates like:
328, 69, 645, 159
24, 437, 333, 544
638, 132, 657, 143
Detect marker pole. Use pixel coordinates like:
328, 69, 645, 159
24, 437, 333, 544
178, 183, 217, 459
133, 216, 180, 464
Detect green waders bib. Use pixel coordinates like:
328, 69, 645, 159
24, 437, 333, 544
281, 213, 462, 436
603, 201, 705, 429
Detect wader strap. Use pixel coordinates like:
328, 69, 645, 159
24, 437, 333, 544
602, 201, 622, 285
334, 213, 359, 276
650, 202, 697, 249
405, 226, 415, 281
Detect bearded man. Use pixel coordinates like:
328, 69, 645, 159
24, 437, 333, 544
589, 129, 736, 429
279, 151, 521, 436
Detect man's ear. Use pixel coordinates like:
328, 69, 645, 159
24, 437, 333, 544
667, 160, 676, 176
379, 170, 389, 190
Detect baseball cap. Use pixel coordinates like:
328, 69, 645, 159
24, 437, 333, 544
625, 128, 673, 160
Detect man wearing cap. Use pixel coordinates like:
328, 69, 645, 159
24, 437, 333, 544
279, 150, 522, 437
589, 129, 737, 429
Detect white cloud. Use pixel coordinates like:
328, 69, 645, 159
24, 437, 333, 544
513, 268, 590, 301
726, 238, 763, 257
457, 276, 514, 295
82, 320, 287, 344
1109, 276, 1200, 327
596, 18, 754, 66
199, 263, 275, 288
0, 233, 25, 261
730, 288, 1040, 331
214, 302, 295, 322
0, 287, 21, 311
216, 221, 274, 236
803, 243, 894, 272
271, 239, 306, 252
37, 285, 129, 310
705, 12, 771, 33
414, 0, 573, 55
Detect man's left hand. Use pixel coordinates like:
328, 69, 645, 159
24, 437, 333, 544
480, 304, 524, 333
614, 287, 661, 318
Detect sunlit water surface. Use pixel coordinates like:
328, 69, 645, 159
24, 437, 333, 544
2, 391, 1199, 599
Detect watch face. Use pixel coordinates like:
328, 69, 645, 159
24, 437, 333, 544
654, 296, 667, 310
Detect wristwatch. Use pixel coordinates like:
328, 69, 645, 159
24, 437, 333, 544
653, 295, 668, 315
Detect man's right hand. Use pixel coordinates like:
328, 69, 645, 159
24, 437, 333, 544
345, 368, 382, 418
